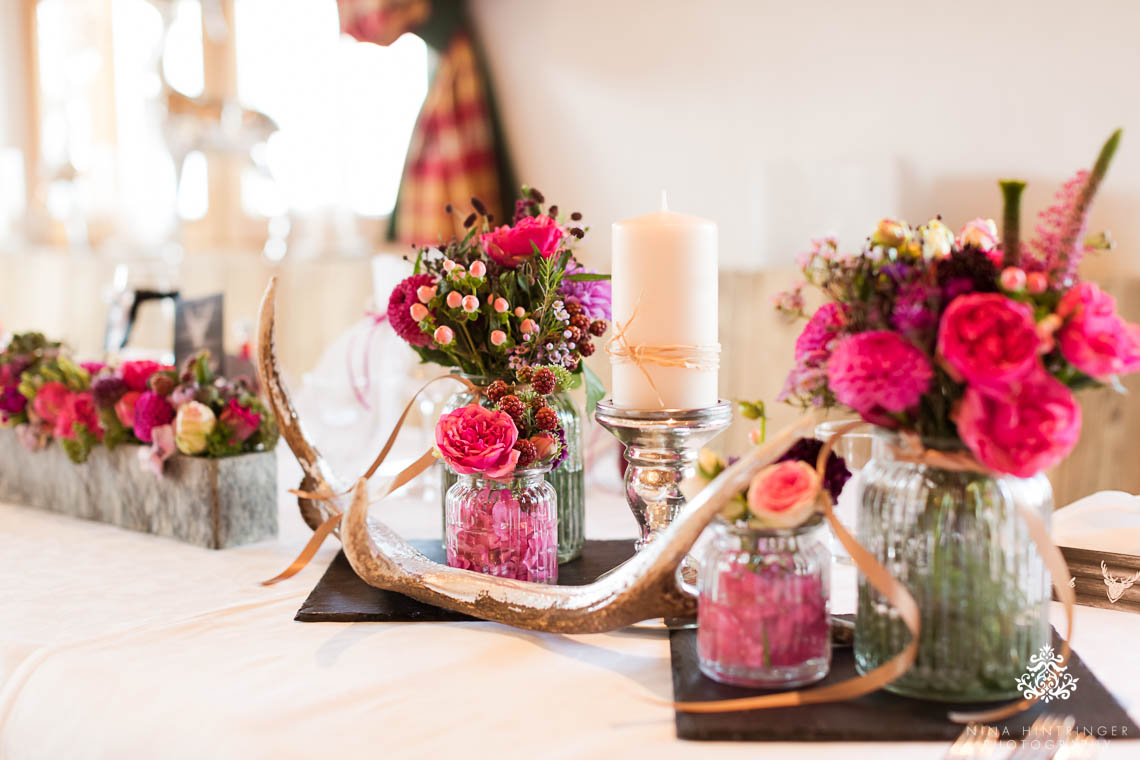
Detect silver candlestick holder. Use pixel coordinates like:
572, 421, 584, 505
595, 399, 734, 551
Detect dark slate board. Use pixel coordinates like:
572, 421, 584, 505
296, 539, 636, 623
670, 626, 1138, 742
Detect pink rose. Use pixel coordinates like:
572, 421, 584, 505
220, 398, 261, 442
115, 390, 141, 429
953, 372, 1082, 478
480, 215, 564, 268
826, 331, 933, 423
529, 433, 557, 461
54, 392, 102, 441
435, 404, 521, 479
32, 381, 70, 425
121, 360, 170, 392
937, 293, 1041, 393
1055, 282, 1140, 378
746, 460, 821, 528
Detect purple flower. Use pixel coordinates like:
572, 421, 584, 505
0, 385, 26, 419
559, 263, 611, 321
890, 281, 936, 333
776, 438, 851, 503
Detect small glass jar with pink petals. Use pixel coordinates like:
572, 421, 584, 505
693, 517, 831, 688
445, 466, 558, 584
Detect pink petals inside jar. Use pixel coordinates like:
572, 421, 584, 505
696, 519, 831, 688
445, 466, 558, 583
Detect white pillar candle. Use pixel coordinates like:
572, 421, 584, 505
610, 193, 718, 409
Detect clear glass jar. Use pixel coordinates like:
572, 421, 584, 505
855, 429, 1053, 702
690, 518, 831, 688
444, 466, 558, 583
439, 374, 585, 563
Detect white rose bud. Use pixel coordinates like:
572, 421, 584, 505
174, 401, 216, 455
922, 219, 955, 259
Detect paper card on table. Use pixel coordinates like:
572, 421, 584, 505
174, 294, 225, 372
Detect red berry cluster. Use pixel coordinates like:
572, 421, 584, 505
485, 380, 510, 403
534, 406, 558, 431
531, 367, 555, 395
513, 439, 537, 467
564, 302, 607, 358
497, 394, 526, 425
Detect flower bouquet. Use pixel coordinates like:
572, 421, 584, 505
437, 366, 573, 583
0, 333, 280, 547
387, 187, 611, 562
775, 130, 1136, 700
4, 335, 278, 473
685, 436, 851, 687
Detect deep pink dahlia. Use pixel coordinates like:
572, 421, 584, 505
826, 331, 932, 420
133, 391, 175, 444
795, 303, 846, 362
387, 273, 436, 347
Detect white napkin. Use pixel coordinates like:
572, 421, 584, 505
1053, 490, 1140, 555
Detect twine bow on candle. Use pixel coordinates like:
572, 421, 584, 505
605, 301, 720, 408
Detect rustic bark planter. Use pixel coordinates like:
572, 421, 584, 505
0, 428, 277, 548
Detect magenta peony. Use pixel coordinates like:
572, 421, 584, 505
0, 385, 26, 419
937, 293, 1041, 393
954, 372, 1082, 477
220, 398, 261, 442
826, 331, 932, 421
435, 403, 520, 479
746, 460, 821, 529
31, 381, 70, 425
480, 214, 564, 268
795, 303, 845, 362
121, 360, 169, 392
387, 273, 436, 347
1055, 282, 1140, 378
133, 391, 175, 444
54, 392, 101, 441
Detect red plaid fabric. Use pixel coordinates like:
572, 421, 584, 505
339, 1, 504, 245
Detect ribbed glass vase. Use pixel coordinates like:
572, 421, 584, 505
438, 375, 585, 563
854, 430, 1053, 702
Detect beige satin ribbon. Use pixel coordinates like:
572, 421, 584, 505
669, 422, 1076, 726
668, 420, 922, 712
605, 302, 719, 408
261, 374, 480, 586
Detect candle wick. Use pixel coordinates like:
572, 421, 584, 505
660, 190, 668, 212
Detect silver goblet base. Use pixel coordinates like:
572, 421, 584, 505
594, 399, 734, 552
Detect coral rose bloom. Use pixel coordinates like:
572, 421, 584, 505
1055, 282, 1140, 378
480, 215, 564, 268
435, 404, 520, 479
937, 293, 1041, 393
747, 461, 821, 529
953, 372, 1082, 478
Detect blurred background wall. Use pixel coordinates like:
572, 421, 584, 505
2, 0, 1140, 502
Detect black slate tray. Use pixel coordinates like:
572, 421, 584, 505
670, 626, 1138, 742
296, 539, 636, 622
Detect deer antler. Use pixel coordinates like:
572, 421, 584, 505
257, 276, 346, 531
258, 277, 823, 632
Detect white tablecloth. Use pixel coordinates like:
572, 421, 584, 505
2, 452, 1138, 759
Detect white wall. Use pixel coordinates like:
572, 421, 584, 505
470, 0, 1140, 273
